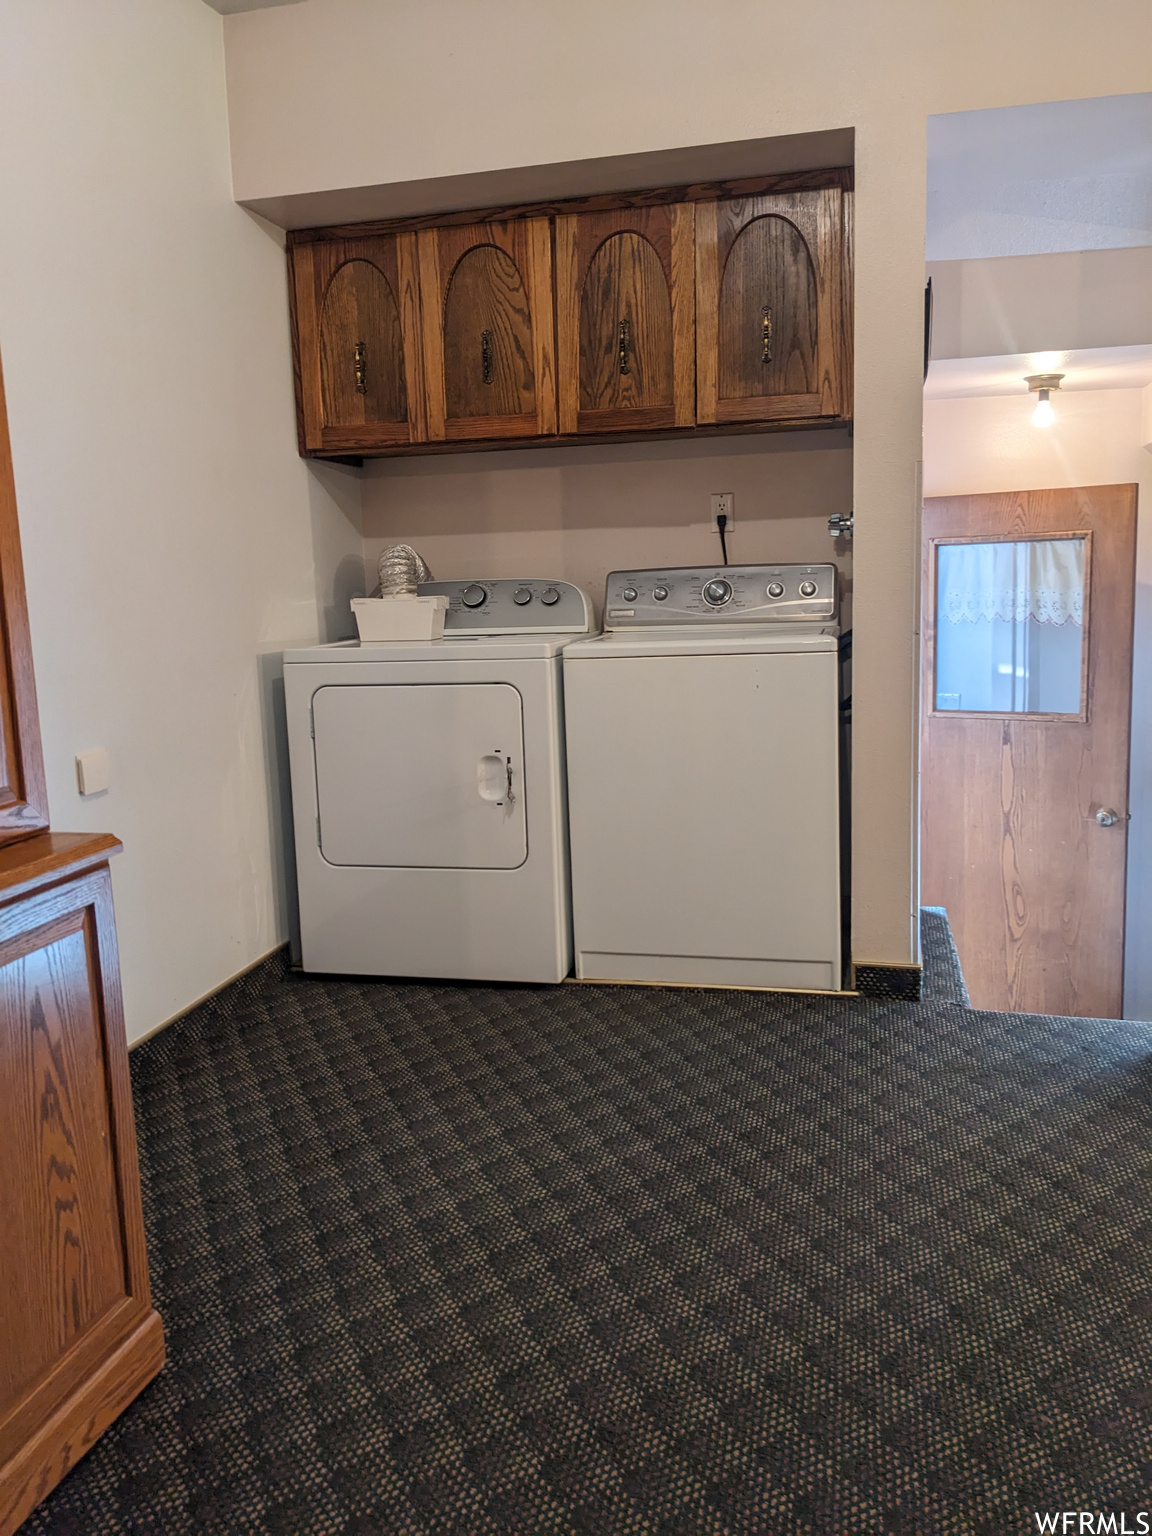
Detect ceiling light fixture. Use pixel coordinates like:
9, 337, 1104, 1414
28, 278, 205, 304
1025, 372, 1065, 428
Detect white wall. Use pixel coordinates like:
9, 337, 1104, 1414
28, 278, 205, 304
219, 0, 1152, 969
923, 388, 1152, 1019
928, 248, 1152, 361
361, 433, 854, 626
0, 0, 364, 1042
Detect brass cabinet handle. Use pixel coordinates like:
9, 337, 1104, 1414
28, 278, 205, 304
354, 340, 367, 394
761, 306, 772, 365
618, 317, 631, 376
481, 330, 493, 385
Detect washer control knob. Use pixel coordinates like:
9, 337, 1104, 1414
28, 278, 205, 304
513, 587, 533, 605
461, 584, 487, 608
540, 587, 560, 605
622, 587, 638, 602
653, 586, 669, 601
799, 580, 818, 597
703, 579, 733, 606
767, 582, 785, 598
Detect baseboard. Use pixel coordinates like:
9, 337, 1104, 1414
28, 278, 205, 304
128, 943, 290, 1050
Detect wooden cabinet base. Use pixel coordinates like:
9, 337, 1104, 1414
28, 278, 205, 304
0, 1311, 164, 1536
0, 834, 163, 1536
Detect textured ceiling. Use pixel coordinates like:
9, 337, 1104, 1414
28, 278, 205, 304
928, 93, 1152, 262
202, 0, 307, 14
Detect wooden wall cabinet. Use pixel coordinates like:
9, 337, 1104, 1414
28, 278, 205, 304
417, 217, 556, 443
290, 233, 426, 454
695, 186, 852, 426
555, 203, 694, 436
287, 171, 852, 458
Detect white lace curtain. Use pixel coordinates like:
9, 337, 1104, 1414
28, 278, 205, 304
938, 538, 1084, 627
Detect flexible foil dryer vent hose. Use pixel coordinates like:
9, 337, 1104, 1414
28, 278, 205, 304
378, 544, 432, 596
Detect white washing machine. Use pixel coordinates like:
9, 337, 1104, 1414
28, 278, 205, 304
563, 564, 843, 991
284, 578, 592, 982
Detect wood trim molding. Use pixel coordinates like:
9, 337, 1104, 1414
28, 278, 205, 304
0, 1312, 164, 1536
287, 167, 854, 246
0, 349, 48, 842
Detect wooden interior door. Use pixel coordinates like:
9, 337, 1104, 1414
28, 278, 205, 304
417, 218, 556, 443
921, 486, 1137, 1017
0, 354, 47, 843
695, 187, 851, 426
289, 233, 426, 454
555, 203, 694, 436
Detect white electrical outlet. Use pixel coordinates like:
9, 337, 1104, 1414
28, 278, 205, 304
710, 492, 734, 529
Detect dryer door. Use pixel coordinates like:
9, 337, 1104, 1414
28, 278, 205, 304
312, 683, 527, 868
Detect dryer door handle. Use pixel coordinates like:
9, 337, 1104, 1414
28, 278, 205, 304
477, 754, 515, 805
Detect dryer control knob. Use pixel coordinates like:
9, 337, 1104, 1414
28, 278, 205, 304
513, 587, 533, 605
622, 587, 638, 602
540, 587, 560, 605
653, 587, 669, 601
799, 580, 818, 597
703, 579, 733, 606
461, 584, 487, 608
767, 582, 785, 598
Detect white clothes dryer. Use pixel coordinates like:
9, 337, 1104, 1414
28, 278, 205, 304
562, 565, 843, 992
284, 579, 592, 982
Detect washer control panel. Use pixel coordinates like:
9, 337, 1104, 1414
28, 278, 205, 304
603, 565, 837, 627
418, 578, 592, 633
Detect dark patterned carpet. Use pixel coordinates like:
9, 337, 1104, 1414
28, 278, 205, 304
919, 907, 970, 1006
23, 931, 1152, 1535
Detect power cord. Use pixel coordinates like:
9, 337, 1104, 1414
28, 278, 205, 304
716, 512, 729, 565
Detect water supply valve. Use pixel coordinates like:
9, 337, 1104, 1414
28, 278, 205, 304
828, 512, 854, 540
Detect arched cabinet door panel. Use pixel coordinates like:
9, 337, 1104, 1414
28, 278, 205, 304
556, 204, 694, 435
320, 260, 407, 428
289, 233, 426, 453
696, 187, 852, 426
418, 218, 556, 442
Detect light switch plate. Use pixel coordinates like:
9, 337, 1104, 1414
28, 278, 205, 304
76, 748, 110, 796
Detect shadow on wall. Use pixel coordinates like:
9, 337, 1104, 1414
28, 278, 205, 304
359, 428, 855, 623
309, 460, 366, 641
257, 650, 300, 964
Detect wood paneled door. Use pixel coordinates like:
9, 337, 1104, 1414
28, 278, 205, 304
417, 218, 556, 444
0, 836, 164, 1535
555, 203, 694, 436
289, 233, 426, 454
695, 187, 851, 426
0, 353, 48, 843
920, 485, 1137, 1017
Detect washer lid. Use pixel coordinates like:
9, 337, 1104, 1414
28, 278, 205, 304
562, 626, 840, 659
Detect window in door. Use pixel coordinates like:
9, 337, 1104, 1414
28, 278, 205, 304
933, 535, 1087, 716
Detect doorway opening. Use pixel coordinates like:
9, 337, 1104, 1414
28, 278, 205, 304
921, 93, 1152, 1019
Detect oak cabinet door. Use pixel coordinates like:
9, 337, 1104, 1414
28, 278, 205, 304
696, 188, 852, 426
556, 204, 694, 435
0, 845, 163, 1535
417, 219, 556, 443
290, 234, 426, 454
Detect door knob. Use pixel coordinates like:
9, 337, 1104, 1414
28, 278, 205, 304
1096, 807, 1121, 826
